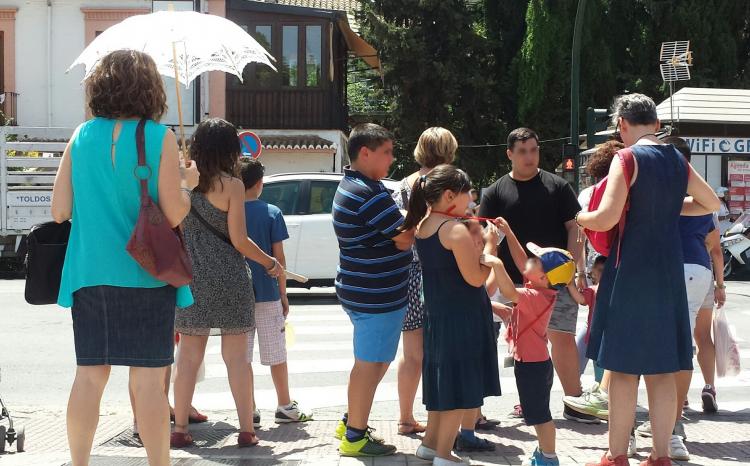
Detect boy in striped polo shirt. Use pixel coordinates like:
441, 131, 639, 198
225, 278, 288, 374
333, 123, 415, 457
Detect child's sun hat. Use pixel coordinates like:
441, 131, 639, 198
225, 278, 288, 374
527, 242, 576, 289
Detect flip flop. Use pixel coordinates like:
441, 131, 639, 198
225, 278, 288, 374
398, 421, 427, 435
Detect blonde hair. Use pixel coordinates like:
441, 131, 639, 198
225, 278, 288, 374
414, 127, 457, 169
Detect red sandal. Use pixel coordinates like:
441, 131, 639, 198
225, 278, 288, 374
238, 431, 259, 448
640, 456, 671, 466
170, 431, 194, 448
169, 408, 209, 424
585, 453, 629, 466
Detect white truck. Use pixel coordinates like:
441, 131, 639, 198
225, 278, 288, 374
0, 126, 73, 275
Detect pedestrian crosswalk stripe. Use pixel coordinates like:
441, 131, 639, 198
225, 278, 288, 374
187, 299, 750, 415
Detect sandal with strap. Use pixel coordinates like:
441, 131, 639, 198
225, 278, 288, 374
170, 408, 209, 424
170, 427, 194, 449
238, 431, 259, 448
640, 456, 671, 466
584, 453, 629, 466
398, 421, 427, 435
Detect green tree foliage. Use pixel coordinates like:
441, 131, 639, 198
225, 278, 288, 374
355, 0, 750, 184
356, 0, 506, 185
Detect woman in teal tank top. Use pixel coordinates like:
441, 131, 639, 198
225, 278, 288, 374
51, 50, 199, 466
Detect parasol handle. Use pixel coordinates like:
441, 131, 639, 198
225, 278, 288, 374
171, 40, 188, 160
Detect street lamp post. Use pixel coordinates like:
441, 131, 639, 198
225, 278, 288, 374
570, 0, 588, 192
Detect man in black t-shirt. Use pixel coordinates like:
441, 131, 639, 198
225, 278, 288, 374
480, 128, 597, 423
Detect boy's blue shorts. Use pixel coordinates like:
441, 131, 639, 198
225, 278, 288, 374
344, 306, 407, 363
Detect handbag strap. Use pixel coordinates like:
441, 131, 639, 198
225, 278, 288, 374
135, 119, 150, 204
614, 148, 635, 266
190, 204, 232, 246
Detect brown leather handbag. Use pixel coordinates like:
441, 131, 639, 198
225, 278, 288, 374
126, 119, 193, 287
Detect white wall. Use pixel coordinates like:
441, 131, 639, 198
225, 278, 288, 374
13, 0, 152, 127
256, 129, 348, 173
262, 152, 336, 175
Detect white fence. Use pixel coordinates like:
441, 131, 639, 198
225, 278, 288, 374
0, 127, 73, 242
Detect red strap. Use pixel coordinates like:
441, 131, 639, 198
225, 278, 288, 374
430, 209, 498, 224
614, 148, 635, 266
514, 295, 555, 341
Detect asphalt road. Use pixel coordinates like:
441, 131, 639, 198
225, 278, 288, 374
1, 280, 749, 417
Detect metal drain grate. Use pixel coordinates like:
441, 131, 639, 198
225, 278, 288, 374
69, 457, 301, 466
101, 428, 236, 449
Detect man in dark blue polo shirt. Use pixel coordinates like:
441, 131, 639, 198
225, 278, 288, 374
333, 123, 415, 457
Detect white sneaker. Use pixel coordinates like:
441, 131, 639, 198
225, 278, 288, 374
627, 434, 637, 457
417, 444, 437, 460
433, 456, 471, 465
669, 434, 690, 461
274, 401, 313, 423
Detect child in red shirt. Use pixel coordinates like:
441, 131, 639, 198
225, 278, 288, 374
481, 219, 576, 466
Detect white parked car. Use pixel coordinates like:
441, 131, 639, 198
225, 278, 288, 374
259, 172, 400, 287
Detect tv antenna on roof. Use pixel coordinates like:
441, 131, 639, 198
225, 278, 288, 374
660, 40, 693, 132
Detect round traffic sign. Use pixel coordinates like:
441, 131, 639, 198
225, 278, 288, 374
238, 131, 263, 159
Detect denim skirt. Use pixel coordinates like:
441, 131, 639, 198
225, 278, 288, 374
71, 285, 176, 367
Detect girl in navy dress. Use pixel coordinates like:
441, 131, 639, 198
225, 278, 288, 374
403, 164, 501, 466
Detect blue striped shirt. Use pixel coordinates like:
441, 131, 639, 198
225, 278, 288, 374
333, 168, 413, 313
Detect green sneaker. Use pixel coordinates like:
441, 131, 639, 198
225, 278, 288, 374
339, 431, 396, 457
334, 419, 346, 440
562, 385, 609, 420
334, 421, 384, 444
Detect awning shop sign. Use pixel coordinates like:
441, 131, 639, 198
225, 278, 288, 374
684, 137, 750, 155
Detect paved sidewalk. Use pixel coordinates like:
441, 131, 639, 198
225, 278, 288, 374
3, 406, 749, 466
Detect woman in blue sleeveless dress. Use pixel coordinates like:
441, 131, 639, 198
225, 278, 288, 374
576, 94, 720, 466
52, 51, 199, 466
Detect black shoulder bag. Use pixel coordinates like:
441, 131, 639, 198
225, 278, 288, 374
24, 220, 71, 305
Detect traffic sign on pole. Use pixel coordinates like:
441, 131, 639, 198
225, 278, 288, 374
238, 131, 263, 159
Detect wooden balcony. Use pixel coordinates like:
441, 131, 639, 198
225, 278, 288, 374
226, 88, 346, 130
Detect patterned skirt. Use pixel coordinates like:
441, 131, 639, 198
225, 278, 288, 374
402, 261, 425, 331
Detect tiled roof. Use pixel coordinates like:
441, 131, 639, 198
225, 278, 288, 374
263, 0, 360, 12
261, 135, 336, 151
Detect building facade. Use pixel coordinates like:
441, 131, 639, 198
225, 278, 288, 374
656, 87, 750, 201
3, 0, 375, 173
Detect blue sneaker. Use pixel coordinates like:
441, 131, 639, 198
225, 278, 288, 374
522, 447, 560, 466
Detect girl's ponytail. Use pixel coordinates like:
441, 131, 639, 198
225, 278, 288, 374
403, 176, 428, 230
401, 164, 471, 231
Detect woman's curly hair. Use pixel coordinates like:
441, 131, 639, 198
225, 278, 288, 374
190, 118, 242, 193
85, 50, 167, 121
587, 140, 625, 179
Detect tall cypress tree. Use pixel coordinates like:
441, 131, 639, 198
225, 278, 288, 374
357, 0, 506, 185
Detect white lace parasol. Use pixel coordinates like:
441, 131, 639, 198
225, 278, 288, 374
68, 10, 276, 88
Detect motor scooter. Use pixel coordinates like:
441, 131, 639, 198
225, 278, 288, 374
721, 212, 750, 278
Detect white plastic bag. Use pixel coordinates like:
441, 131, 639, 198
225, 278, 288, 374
713, 307, 741, 378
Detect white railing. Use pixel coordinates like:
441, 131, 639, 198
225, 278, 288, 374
0, 126, 74, 237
